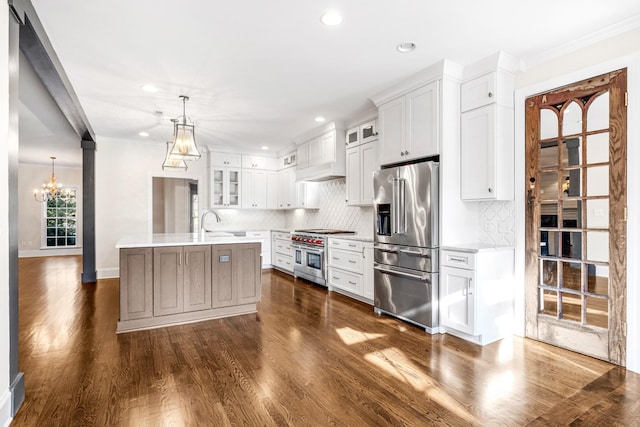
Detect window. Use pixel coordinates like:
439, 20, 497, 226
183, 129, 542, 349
43, 188, 77, 247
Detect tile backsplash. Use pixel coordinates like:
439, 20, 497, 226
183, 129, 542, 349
479, 200, 515, 246
285, 178, 374, 235
210, 209, 286, 231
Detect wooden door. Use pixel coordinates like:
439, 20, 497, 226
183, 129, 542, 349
236, 243, 262, 305
525, 69, 627, 365
212, 244, 236, 308
119, 248, 153, 320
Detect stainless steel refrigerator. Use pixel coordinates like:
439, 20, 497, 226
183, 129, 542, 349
373, 160, 439, 332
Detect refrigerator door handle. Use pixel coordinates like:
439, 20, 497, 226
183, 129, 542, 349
373, 263, 430, 282
391, 178, 398, 234
397, 178, 406, 234
373, 243, 399, 253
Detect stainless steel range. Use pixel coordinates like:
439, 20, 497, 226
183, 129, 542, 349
292, 229, 355, 286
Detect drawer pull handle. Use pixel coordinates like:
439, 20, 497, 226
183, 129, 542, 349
450, 256, 467, 263
333, 276, 340, 280
333, 257, 340, 260
348, 260, 356, 264
348, 281, 357, 285
348, 243, 357, 248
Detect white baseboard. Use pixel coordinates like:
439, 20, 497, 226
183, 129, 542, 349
19, 248, 82, 258
97, 268, 119, 279
0, 390, 12, 427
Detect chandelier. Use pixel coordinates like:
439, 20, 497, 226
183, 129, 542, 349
33, 156, 72, 203
168, 95, 201, 161
162, 120, 188, 171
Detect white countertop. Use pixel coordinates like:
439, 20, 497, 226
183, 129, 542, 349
116, 233, 264, 249
441, 243, 515, 253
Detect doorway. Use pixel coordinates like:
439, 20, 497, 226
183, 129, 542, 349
524, 69, 627, 365
152, 177, 198, 233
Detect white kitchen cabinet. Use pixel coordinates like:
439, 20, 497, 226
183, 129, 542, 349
272, 231, 293, 274
210, 152, 241, 168
278, 151, 297, 169
346, 139, 379, 206
440, 246, 514, 345
378, 81, 439, 166
460, 70, 514, 201
297, 143, 309, 169
246, 230, 271, 268
241, 155, 276, 170
241, 169, 268, 209
266, 171, 278, 210
327, 238, 374, 304
277, 167, 318, 210
210, 167, 241, 208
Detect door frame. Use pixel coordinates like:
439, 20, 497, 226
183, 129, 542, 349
514, 54, 640, 372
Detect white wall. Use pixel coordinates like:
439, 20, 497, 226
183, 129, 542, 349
513, 27, 640, 372
95, 137, 210, 278
18, 163, 82, 257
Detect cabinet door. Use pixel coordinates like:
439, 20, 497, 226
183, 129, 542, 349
362, 244, 374, 302
461, 105, 495, 200
236, 243, 262, 304
277, 169, 292, 209
406, 81, 439, 159
461, 72, 496, 112
253, 169, 268, 208
378, 97, 405, 165
212, 245, 236, 308
266, 171, 278, 210
346, 127, 359, 147
345, 146, 360, 206
360, 141, 378, 205
211, 168, 225, 207
241, 169, 255, 208
226, 168, 241, 207
153, 246, 184, 316
360, 119, 378, 144
183, 245, 212, 312
440, 266, 476, 335
120, 248, 153, 320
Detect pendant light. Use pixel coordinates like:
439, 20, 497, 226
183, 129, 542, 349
33, 156, 72, 203
169, 95, 201, 160
162, 120, 188, 171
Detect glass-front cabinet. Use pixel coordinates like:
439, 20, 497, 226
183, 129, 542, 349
211, 167, 241, 208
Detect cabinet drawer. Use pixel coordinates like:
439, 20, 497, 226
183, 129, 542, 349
272, 232, 291, 240
275, 254, 293, 270
441, 250, 476, 270
247, 231, 269, 238
274, 241, 292, 254
329, 248, 363, 273
328, 238, 363, 252
328, 268, 363, 294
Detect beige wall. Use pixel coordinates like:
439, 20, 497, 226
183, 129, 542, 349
18, 163, 82, 256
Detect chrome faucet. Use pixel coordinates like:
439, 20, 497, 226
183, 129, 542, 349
200, 208, 222, 233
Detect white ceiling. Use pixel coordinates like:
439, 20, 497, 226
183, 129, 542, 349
21, 0, 640, 163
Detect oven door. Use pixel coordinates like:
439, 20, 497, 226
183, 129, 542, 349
293, 244, 326, 285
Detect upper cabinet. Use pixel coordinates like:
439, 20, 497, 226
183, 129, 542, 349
209, 152, 241, 208
210, 152, 241, 168
377, 81, 439, 166
276, 167, 319, 210
346, 118, 379, 206
241, 155, 277, 170
460, 69, 514, 201
295, 121, 346, 181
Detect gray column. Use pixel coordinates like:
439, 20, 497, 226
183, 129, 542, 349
81, 139, 97, 283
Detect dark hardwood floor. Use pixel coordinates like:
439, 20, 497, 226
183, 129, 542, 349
11, 256, 640, 426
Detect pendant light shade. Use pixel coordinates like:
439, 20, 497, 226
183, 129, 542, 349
169, 95, 201, 160
162, 141, 188, 171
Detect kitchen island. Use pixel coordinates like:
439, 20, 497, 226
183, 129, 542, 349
116, 233, 262, 333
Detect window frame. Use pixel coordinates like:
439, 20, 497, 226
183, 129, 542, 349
40, 187, 79, 249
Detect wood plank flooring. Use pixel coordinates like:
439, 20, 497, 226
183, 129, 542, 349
12, 255, 640, 426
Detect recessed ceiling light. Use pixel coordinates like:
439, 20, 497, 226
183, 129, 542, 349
315, 116, 326, 123
141, 84, 159, 93
321, 10, 343, 26
261, 146, 269, 150
139, 131, 149, 137
396, 42, 416, 53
